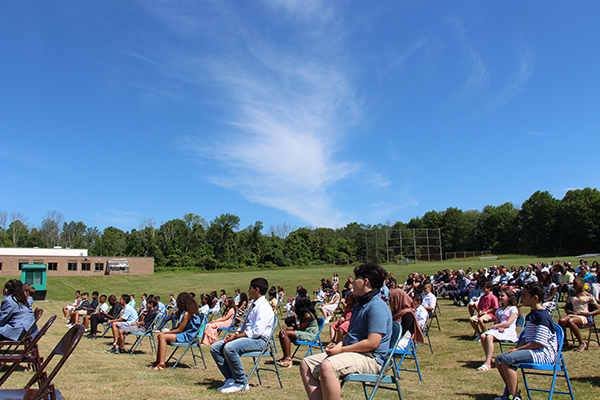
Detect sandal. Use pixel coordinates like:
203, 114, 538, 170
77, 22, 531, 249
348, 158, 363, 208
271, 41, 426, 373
149, 363, 165, 370
575, 343, 587, 352
477, 364, 491, 372
277, 358, 293, 368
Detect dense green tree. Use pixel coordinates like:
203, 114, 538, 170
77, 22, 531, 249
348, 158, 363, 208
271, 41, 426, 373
476, 203, 519, 253
557, 188, 600, 252
520, 191, 559, 252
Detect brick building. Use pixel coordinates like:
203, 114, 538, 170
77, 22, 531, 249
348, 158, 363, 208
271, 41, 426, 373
0, 248, 154, 276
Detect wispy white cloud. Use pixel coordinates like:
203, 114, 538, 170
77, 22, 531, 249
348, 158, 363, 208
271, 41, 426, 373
447, 17, 489, 92
524, 130, 547, 137
133, 1, 366, 227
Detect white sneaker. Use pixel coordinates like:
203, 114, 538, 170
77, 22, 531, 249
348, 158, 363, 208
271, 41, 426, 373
216, 378, 235, 391
65, 324, 73, 328
220, 383, 248, 393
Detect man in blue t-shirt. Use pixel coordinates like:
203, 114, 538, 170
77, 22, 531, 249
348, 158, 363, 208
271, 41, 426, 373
300, 263, 392, 400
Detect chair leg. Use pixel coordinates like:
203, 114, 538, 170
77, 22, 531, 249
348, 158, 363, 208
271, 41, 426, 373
561, 358, 575, 400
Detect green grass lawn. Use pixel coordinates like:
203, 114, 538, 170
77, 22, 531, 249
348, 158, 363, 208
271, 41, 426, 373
2, 255, 598, 399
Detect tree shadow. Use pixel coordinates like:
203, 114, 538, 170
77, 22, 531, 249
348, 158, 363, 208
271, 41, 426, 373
571, 376, 600, 388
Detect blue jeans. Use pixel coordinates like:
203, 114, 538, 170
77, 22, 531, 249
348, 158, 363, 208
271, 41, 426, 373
210, 337, 268, 384
156, 314, 178, 331
496, 349, 534, 371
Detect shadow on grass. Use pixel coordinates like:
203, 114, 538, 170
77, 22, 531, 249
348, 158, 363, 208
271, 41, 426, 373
456, 392, 499, 400
460, 361, 488, 369
454, 318, 471, 323
571, 376, 600, 387
450, 334, 477, 341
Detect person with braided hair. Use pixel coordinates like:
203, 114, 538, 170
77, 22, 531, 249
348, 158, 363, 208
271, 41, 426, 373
0, 279, 35, 341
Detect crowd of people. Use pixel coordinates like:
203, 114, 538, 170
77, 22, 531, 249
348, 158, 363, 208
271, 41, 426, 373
2, 257, 598, 400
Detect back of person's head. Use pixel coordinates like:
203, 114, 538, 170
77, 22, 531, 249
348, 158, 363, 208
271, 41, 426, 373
523, 282, 545, 303
295, 296, 315, 316
413, 294, 422, 304
155, 295, 161, 302
121, 294, 131, 304
147, 295, 155, 301
298, 288, 308, 297
4, 279, 22, 296
146, 298, 158, 308
250, 278, 269, 295
190, 292, 196, 298
176, 292, 199, 316
353, 263, 388, 289
92, 291, 99, 297
268, 287, 277, 299
483, 281, 493, 290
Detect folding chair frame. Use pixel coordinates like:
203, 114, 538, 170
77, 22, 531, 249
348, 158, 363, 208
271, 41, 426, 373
240, 314, 283, 389
166, 315, 207, 370
393, 338, 422, 381
128, 313, 162, 355
291, 317, 325, 360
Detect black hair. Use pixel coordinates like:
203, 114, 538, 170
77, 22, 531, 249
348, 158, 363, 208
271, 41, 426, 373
4, 279, 22, 296
100, 294, 107, 300
268, 286, 277, 298
298, 288, 308, 297
353, 263, 388, 289
146, 298, 158, 308
238, 292, 248, 306
81, 292, 89, 297
523, 281, 545, 303
108, 295, 117, 303
5, 280, 28, 308
484, 281, 493, 290
295, 296, 315, 317
121, 294, 131, 304
176, 292, 199, 318
250, 277, 269, 295
413, 294, 423, 303
92, 291, 99, 297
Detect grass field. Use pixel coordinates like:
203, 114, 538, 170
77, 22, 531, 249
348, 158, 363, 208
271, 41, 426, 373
2, 255, 599, 399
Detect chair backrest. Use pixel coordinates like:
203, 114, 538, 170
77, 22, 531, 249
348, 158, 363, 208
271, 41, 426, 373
21, 315, 57, 355
515, 312, 526, 329
24, 324, 85, 398
554, 323, 565, 358
196, 314, 207, 339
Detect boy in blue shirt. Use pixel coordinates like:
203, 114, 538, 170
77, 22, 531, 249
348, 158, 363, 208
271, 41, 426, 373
494, 282, 558, 400
300, 263, 392, 400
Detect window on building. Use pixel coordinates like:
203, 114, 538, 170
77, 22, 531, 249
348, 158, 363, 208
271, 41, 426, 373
67, 262, 77, 271
95, 263, 104, 271
0, 262, 2, 271
48, 262, 58, 271
81, 263, 91, 271
18, 261, 28, 271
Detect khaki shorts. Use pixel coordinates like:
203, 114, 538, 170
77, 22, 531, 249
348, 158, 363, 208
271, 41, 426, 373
470, 313, 494, 323
76, 310, 87, 316
303, 351, 381, 379
568, 315, 588, 325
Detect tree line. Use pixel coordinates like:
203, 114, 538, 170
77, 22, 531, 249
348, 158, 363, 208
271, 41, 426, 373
1, 188, 598, 270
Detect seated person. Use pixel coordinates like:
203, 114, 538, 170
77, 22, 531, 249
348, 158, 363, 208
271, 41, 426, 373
150, 293, 202, 370
67, 292, 96, 327
312, 286, 326, 306
329, 293, 356, 344
470, 282, 499, 339
0, 280, 35, 341
199, 294, 211, 317
277, 286, 285, 304
390, 287, 424, 350
233, 289, 241, 304
277, 296, 318, 368
477, 288, 519, 372
106, 294, 138, 353
86, 294, 122, 339
211, 278, 275, 393
413, 295, 428, 329
286, 286, 304, 317
129, 294, 136, 309
22, 284, 35, 308
494, 282, 558, 400
83, 294, 107, 331
559, 277, 600, 352
62, 290, 80, 319
201, 297, 236, 345
300, 263, 393, 400
155, 296, 167, 316
540, 273, 558, 314
113, 298, 159, 353
136, 294, 148, 314
208, 291, 221, 315
268, 287, 278, 311
448, 272, 470, 306
421, 283, 437, 315
319, 285, 341, 323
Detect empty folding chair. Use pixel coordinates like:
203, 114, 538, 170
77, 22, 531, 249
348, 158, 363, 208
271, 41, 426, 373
393, 337, 423, 381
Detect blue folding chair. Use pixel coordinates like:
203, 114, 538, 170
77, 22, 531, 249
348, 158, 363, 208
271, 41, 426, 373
166, 315, 207, 370
518, 323, 574, 400
128, 313, 162, 355
240, 314, 283, 389
291, 317, 325, 360
341, 321, 403, 400
217, 311, 239, 338
393, 336, 422, 381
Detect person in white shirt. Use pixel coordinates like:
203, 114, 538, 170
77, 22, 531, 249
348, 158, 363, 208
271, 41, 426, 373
211, 278, 275, 394
421, 284, 437, 314
413, 295, 428, 329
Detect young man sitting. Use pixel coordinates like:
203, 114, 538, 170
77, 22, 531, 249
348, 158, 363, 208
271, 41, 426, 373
86, 295, 122, 339
66, 292, 94, 327
83, 294, 107, 331
210, 278, 275, 393
113, 298, 159, 353
494, 282, 558, 400
106, 294, 138, 354
470, 282, 498, 340
300, 263, 393, 400
421, 283, 437, 315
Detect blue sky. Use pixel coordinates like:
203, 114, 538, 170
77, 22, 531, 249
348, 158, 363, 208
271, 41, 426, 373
1, 1, 599, 233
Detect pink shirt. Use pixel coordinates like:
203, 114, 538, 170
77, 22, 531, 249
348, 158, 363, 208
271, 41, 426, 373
478, 293, 499, 315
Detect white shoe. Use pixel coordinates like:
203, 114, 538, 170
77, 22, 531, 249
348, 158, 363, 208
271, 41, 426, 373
220, 383, 248, 393
216, 378, 235, 391
65, 324, 73, 328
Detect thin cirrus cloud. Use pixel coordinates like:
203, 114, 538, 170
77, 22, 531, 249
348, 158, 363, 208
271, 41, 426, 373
140, 1, 365, 227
